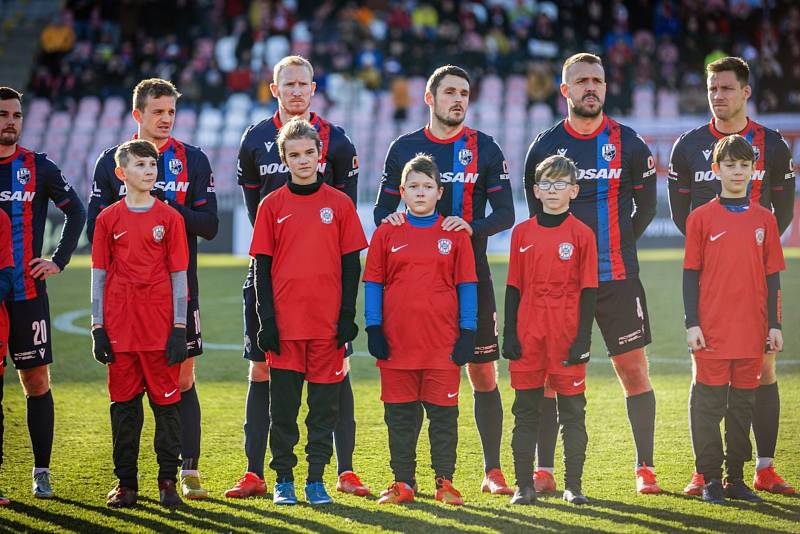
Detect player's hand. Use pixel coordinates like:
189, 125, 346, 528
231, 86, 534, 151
166, 326, 188, 366
257, 316, 280, 355
91, 327, 114, 365
502, 326, 522, 360
563, 338, 591, 367
381, 212, 405, 226
767, 328, 783, 353
441, 216, 473, 236
450, 328, 476, 366
687, 326, 705, 351
336, 311, 359, 348
366, 325, 389, 360
29, 258, 61, 280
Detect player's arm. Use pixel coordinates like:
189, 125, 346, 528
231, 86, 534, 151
469, 140, 514, 238
90, 215, 113, 364
667, 136, 692, 235
450, 233, 477, 366
250, 201, 280, 353
564, 233, 599, 366
0, 211, 13, 302
631, 138, 657, 240
33, 158, 86, 279
523, 138, 543, 217
330, 129, 359, 205
165, 151, 219, 240
502, 228, 523, 360
86, 152, 117, 243
682, 211, 705, 349
237, 127, 262, 226
768, 134, 795, 235
363, 228, 389, 359
374, 140, 404, 226
164, 214, 190, 365
337, 251, 361, 348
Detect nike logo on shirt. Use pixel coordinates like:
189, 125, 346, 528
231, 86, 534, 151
277, 214, 292, 224
572, 379, 585, 387
335, 370, 344, 376
164, 389, 178, 398
113, 231, 127, 240
391, 244, 408, 253
710, 231, 726, 241
447, 392, 458, 398
519, 245, 534, 252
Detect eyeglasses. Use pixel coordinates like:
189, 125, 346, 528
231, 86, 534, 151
536, 181, 572, 191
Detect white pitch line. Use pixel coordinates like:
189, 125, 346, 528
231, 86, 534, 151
53, 309, 800, 364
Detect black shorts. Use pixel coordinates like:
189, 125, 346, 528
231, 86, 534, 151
242, 276, 354, 362
186, 297, 203, 357
595, 278, 652, 356
7, 293, 52, 370
472, 278, 499, 363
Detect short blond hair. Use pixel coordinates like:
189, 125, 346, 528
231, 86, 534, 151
535, 154, 578, 184
277, 117, 321, 163
273, 55, 314, 84
115, 139, 158, 168
562, 53, 603, 83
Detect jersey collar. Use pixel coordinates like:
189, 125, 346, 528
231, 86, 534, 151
708, 117, 753, 139
273, 111, 318, 129
563, 113, 608, 140
131, 133, 174, 154
0, 145, 21, 165
423, 125, 466, 144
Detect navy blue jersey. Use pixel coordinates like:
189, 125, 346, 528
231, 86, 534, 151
237, 111, 358, 215
86, 136, 218, 298
668, 118, 795, 235
524, 115, 657, 282
0, 146, 85, 301
374, 126, 515, 279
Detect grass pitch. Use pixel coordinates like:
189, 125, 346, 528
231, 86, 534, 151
0, 254, 798, 533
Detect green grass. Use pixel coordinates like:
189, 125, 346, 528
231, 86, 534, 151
1, 255, 799, 533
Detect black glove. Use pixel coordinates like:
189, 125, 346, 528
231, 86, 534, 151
450, 329, 476, 367
563, 337, 591, 367
166, 326, 188, 367
366, 325, 389, 360
257, 316, 280, 355
502, 326, 522, 360
336, 311, 359, 349
91, 327, 114, 365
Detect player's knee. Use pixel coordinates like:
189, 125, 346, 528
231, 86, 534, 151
467, 361, 497, 391
249, 361, 270, 382
612, 349, 652, 396
179, 358, 195, 391
759, 354, 777, 385
18, 366, 50, 396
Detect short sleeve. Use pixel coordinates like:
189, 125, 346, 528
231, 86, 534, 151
166, 211, 189, 272
763, 212, 786, 276
362, 226, 386, 284
483, 137, 512, 194
0, 210, 13, 270
338, 197, 368, 255
249, 198, 275, 257
42, 156, 81, 209
683, 211, 704, 270
506, 225, 523, 289
631, 133, 657, 188
453, 231, 478, 285
579, 227, 599, 289
236, 126, 259, 187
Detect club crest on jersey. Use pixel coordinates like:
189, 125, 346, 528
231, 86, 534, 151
16, 167, 31, 185
601, 143, 616, 162
320, 207, 334, 224
752, 146, 761, 161
153, 225, 165, 242
559, 242, 574, 260
755, 228, 765, 245
168, 158, 183, 175
458, 148, 473, 166
438, 238, 452, 255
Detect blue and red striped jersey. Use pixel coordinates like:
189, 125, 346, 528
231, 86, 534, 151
86, 136, 218, 298
236, 111, 358, 209
524, 115, 657, 282
0, 146, 85, 301
374, 126, 514, 279
668, 118, 795, 235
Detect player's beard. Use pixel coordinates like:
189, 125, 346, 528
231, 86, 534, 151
434, 108, 465, 128
0, 129, 19, 146
570, 94, 604, 119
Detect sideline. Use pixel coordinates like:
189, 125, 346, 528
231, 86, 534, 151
54, 308, 798, 365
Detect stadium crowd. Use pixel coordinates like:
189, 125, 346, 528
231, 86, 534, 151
27, 0, 800, 115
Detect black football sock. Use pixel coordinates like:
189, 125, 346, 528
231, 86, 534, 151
111, 394, 144, 490
558, 393, 588, 492
385, 401, 419, 485
334, 373, 356, 475
690, 383, 727, 481
511, 388, 543, 488
244, 380, 270, 479
306, 380, 341, 483
179, 383, 201, 470
474, 387, 503, 473
724, 386, 756, 481
0, 375, 4, 467
424, 402, 459, 482
752, 382, 779, 460
151, 399, 182, 483
625, 390, 656, 467
536, 396, 558, 469
27, 389, 54, 469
